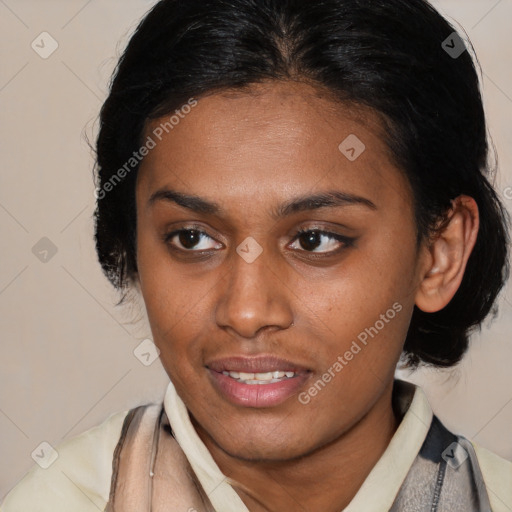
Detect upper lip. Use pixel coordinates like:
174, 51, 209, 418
206, 355, 310, 374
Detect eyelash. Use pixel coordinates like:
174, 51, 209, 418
292, 228, 355, 255
162, 225, 355, 257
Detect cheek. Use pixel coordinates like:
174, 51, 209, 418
298, 235, 416, 370
137, 220, 193, 315
136, 229, 206, 366
349, 220, 419, 300
306, 239, 415, 325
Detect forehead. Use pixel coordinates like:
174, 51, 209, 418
137, 81, 411, 212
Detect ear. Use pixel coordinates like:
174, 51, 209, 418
415, 195, 479, 313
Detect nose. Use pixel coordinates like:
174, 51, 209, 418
214, 247, 294, 339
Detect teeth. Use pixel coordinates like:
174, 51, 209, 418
222, 370, 297, 384
255, 372, 274, 380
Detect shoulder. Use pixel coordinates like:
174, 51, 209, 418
0, 408, 131, 512
470, 440, 512, 512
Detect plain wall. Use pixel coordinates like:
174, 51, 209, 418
1, 0, 511, 499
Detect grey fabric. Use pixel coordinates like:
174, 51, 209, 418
390, 416, 492, 512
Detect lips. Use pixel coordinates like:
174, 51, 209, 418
206, 355, 310, 374
206, 355, 311, 407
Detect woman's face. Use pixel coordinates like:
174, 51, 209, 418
135, 81, 429, 461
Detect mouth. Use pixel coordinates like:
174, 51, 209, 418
220, 370, 298, 385
206, 355, 311, 407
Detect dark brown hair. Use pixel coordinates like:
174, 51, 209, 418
94, 0, 510, 368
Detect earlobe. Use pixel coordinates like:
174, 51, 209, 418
415, 195, 479, 313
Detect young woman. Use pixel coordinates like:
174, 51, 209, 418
2, 0, 511, 510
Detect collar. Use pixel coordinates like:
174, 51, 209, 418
163, 378, 433, 511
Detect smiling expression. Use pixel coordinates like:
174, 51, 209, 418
134, 80, 429, 461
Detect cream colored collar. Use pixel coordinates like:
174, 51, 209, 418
164, 378, 433, 512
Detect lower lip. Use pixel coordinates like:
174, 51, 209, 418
207, 369, 310, 408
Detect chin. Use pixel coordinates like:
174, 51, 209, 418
222, 439, 307, 463
209, 422, 313, 462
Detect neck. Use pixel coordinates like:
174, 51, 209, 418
194, 380, 400, 512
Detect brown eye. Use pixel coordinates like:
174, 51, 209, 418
164, 229, 223, 252
297, 230, 323, 251
290, 229, 354, 254
178, 229, 202, 249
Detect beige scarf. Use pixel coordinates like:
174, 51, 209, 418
105, 404, 216, 512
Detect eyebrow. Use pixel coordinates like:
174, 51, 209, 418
148, 188, 377, 218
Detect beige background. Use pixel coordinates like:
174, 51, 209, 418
1, 0, 511, 500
